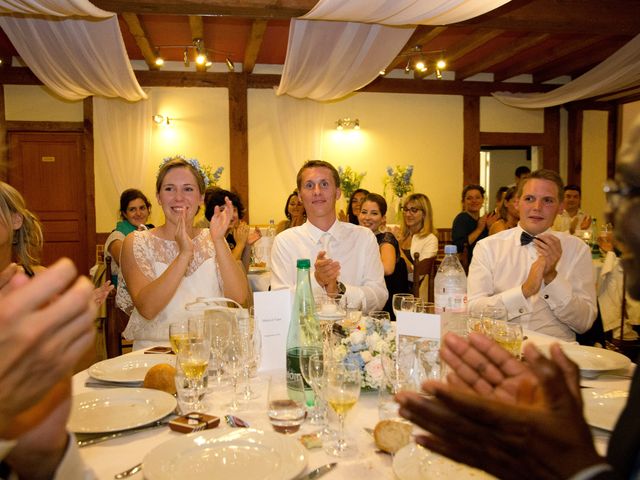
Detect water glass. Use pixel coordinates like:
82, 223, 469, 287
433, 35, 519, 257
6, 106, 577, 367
392, 293, 413, 317
400, 297, 417, 312
267, 374, 306, 434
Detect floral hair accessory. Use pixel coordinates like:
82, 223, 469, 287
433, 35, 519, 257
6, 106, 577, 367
160, 155, 224, 188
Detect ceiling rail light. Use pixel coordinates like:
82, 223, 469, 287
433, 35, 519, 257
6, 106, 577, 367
336, 118, 360, 130
154, 43, 235, 72
384, 46, 447, 79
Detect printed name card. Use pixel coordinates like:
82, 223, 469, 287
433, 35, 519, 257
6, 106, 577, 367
395, 311, 441, 341
253, 289, 293, 371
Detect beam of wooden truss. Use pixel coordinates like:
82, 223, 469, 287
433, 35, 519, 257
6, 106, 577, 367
243, 20, 268, 74
384, 26, 447, 73
121, 13, 159, 70
492, 36, 604, 82
189, 15, 207, 72
532, 40, 623, 83
92, 0, 316, 18
445, 28, 505, 67
455, 33, 549, 80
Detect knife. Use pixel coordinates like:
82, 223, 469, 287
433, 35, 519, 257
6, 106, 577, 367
297, 463, 337, 480
76, 418, 171, 447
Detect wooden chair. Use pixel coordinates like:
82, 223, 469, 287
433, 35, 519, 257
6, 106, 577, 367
412, 252, 436, 303
104, 256, 131, 358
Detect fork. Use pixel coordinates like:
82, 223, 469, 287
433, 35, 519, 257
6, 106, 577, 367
113, 423, 208, 479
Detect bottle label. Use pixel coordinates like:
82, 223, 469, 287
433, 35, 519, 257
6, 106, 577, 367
434, 293, 467, 313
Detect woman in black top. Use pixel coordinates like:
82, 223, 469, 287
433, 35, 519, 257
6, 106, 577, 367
451, 184, 497, 266
359, 193, 408, 319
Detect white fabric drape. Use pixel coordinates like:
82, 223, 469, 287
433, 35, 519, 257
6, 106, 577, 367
492, 33, 640, 109
279, 0, 512, 101
302, 0, 511, 25
0, 14, 146, 101
273, 92, 325, 178
94, 94, 152, 195
276, 19, 414, 101
0, 0, 110, 16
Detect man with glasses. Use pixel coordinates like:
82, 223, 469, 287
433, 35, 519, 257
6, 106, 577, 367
271, 160, 387, 313
467, 169, 596, 341
397, 118, 640, 480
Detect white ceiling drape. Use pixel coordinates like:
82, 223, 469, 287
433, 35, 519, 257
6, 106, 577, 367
276, 20, 414, 101
278, 0, 512, 101
302, 0, 511, 25
0, 0, 146, 101
492, 33, 640, 109
0, 0, 110, 16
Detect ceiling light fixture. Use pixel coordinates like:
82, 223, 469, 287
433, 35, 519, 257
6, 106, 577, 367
383, 46, 447, 79
225, 57, 235, 72
336, 118, 360, 130
154, 41, 234, 72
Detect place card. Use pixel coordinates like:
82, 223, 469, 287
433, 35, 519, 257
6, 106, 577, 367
396, 311, 441, 341
253, 289, 293, 371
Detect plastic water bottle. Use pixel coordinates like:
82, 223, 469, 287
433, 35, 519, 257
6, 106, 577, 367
434, 245, 467, 313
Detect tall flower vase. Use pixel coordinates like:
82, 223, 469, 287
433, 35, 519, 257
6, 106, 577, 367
388, 194, 404, 225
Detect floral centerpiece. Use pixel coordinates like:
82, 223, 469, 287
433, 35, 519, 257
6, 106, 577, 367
161, 155, 223, 187
333, 316, 395, 390
384, 164, 414, 198
338, 166, 366, 202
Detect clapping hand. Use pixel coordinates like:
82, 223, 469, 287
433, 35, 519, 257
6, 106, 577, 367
314, 251, 340, 293
209, 196, 234, 240
534, 234, 561, 284
175, 208, 194, 257
396, 333, 602, 480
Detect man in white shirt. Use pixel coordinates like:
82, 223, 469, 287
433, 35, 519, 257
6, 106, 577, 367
468, 169, 596, 341
553, 184, 592, 234
271, 160, 387, 313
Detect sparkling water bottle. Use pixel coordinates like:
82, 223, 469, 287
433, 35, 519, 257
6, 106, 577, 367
434, 245, 467, 313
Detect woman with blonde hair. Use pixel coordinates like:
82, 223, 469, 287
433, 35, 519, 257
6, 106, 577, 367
489, 186, 519, 235
394, 193, 438, 279
0, 181, 44, 276
121, 156, 248, 350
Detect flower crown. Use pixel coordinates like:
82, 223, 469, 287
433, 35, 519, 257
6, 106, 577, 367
160, 155, 211, 188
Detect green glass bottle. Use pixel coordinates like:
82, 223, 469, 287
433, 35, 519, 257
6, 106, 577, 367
286, 259, 322, 406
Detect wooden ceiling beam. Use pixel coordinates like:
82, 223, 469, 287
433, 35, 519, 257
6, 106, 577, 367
121, 13, 158, 70
243, 20, 268, 74
445, 29, 505, 66
532, 41, 623, 83
91, 0, 316, 18
384, 26, 447, 73
493, 36, 604, 82
455, 33, 550, 80
457, 0, 640, 35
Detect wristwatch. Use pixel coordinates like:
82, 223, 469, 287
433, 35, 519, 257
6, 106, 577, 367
336, 281, 346, 295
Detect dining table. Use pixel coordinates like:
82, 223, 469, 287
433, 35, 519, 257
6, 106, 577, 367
73, 330, 632, 480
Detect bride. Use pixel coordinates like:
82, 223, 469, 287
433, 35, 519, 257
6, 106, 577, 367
121, 157, 248, 350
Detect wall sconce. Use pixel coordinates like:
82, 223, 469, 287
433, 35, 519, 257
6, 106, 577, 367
336, 118, 360, 130
152, 114, 171, 125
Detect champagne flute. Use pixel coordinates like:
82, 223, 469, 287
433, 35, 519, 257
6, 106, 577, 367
324, 359, 361, 457
299, 345, 324, 424
224, 335, 245, 411
205, 311, 232, 387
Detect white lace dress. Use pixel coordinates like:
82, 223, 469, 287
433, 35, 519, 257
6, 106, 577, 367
122, 229, 224, 350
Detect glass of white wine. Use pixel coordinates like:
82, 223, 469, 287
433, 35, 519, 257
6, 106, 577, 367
169, 321, 189, 354
490, 320, 523, 359
324, 358, 361, 457
176, 336, 211, 411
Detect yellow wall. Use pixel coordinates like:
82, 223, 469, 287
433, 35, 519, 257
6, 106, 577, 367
622, 101, 640, 147
581, 111, 609, 227
4, 85, 82, 121
480, 97, 544, 133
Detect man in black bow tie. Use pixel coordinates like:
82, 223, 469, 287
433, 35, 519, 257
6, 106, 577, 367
467, 169, 596, 341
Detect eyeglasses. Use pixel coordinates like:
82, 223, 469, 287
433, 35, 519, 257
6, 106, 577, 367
402, 207, 422, 214
603, 179, 640, 210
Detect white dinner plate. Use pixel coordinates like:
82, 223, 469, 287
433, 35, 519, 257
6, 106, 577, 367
88, 354, 175, 383
539, 344, 630, 374
67, 388, 176, 434
143, 428, 307, 480
581, 388, 628, 431
393, 443, 496, 480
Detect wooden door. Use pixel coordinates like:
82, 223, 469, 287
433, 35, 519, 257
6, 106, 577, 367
8, 132, 91, 274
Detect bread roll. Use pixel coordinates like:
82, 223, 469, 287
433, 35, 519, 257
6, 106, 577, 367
143, 363, 177, 395
373, 419, 412, 454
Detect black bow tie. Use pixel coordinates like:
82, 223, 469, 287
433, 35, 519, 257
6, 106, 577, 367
520, 231, 536, 246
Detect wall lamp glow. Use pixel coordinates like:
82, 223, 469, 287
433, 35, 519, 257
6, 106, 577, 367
336, 118, 360, 130
152, 114, 171, 125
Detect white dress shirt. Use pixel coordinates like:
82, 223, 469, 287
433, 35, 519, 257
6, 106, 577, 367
468, 225, 597, 342
271, 220, 388, 313
410, 233, 438, 261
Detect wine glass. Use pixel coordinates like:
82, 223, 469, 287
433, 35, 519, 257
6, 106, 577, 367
299, 345, 324, 424
491, 320, 523, 359
224, 335, 246, 411
169, 321, 189, 354
176, 336, 211, 411
324, 358, 361, 457
205, 311, 232, 388
392, 293, 413, 317
239, 312, 262, 400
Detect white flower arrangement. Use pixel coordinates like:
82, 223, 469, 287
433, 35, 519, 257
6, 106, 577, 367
334, 316, 395, 390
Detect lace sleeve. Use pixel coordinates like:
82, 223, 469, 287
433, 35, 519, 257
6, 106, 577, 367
132, 230, 157, 280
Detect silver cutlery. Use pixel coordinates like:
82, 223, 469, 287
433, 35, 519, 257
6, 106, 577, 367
85, 379, 143, 388
113, 423, 207, 478
77, 417, 173, 447
297, 463, 338, 480
224, 414, 250, 428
